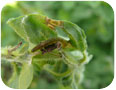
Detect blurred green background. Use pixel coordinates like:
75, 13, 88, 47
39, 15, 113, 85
1, 1, 114, 89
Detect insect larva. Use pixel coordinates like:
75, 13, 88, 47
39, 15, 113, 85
31, 38, 67, 54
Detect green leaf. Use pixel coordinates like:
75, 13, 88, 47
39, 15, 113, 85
8, 74, 19, 89
64, 50, 84, 64
19, 63, 33, 89
8, 63, 33, 89
7, 14, 57, 45
56, 21, 87, 52
7, 16, 28, 42
8, 63, 19, 89
23, 14, 57, 44
56, 27, 69, 41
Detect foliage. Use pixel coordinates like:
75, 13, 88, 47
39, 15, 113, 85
2, 13, 92, 89
1, 1, 114, 89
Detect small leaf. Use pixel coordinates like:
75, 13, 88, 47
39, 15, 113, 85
7, 16, 28, 42
64, 50, 84, 64
8, 63, 19, 89
19, 63, 33, 89
7, 14, 57, 45
8, 74, 19, 89
56, 21, 87, 52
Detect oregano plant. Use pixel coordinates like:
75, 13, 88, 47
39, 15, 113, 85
1, 14, 92, 89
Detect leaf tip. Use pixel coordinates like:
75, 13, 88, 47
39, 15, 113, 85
7, 18, 15, 25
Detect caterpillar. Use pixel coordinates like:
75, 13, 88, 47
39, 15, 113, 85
31, 38, 67, 54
